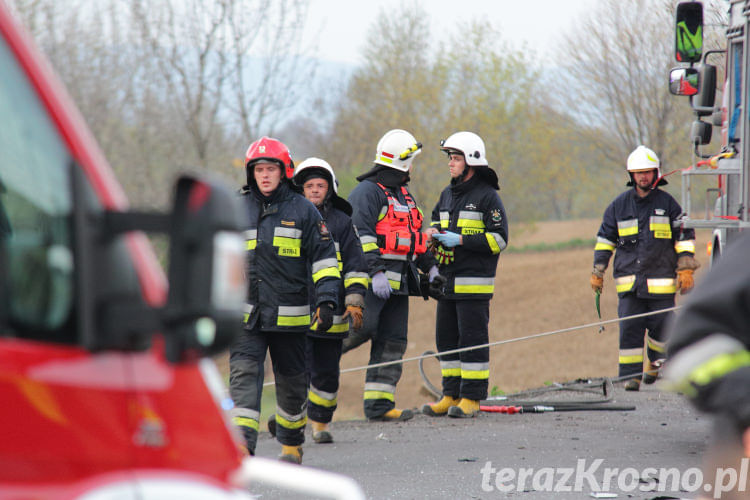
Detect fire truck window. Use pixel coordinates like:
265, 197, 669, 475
0, 37, 74, 336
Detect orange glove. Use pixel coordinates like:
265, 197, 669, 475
342, 305, 364, 330
590, 273, 603, 293
676, 268, 695, 295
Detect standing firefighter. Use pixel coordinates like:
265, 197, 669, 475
343, 129, 441, 422
421, 131, 508, 418
591, 145, 699, 391
293, 157, 368, 443
230, 137, 341, 464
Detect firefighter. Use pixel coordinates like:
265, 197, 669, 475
292, 157, 368, 443
343, 128, 441, 422
664, 232, 750, 500
420, 131, 508, 418
230, 137, 341, 464
590, 145, 699, 391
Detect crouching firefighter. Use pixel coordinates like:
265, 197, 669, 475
591, 145, 698, 391
421, 131, 508, 418
230, 137, 341, 464
343, 128, 443, 422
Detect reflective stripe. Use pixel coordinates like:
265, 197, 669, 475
382, 270, 402, 290
646, 334, 666, 353
231, 408, 260, 431
276, 408, 307, 430
309, 386, 337, 408
617, 219, 638, 237
381, 253, 408, 261
344, 272, 369, 288
245, 229, 258, 250
334, 242, 342, 271
619, 347, 643, 364
649, 216, 672, 238
454, 277, 494, 294
485, 232, 506, 254
243, 303, 254, 323
360, 235, 379, 252
272, 227, 303, 248
326, 315, 350, 333
595, 236, 616, 251
363, 382, 395, 401
675, 240, 696, 253
312, 258, 341, 283
439, 211, 450, 229
377, 206, 388, 221
277, 305, 310, 326
232, 416, 259, 431
457, 210, 485, 228
647, 278, 676, 294
461, 362, 490, 380
614, 275, 636, 293
440, 360, 461, 377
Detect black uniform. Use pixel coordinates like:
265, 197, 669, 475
594, 187, 695, 378
230, 181, 341, 453
306, 201, 368, 424
344, 171, 436, 419
430, 174, 508, 400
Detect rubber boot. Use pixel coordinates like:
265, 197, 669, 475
624, 379, 640, 391
368, 408, 414, 422
311, 420, 333, 444
447, 398, 480, 418
421, 396, 459, 417
642, 359, 663, 385
278, 445, 303, 464
267, 414, 277, 437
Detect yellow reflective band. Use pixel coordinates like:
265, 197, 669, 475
327, 322, 350, 333
455, 284, 493, 294
388, 279, 401, 290
246, 240, 257, 250
441, 220, 449, 229
363, 391, 395, 402
485, 232, 501, 254
272, 236, 301, 248
595, 242, 615, 251
619, 354, 644, 364
457, 219, 485, 229
362, 242, 379, 252
647, 337, 666, 353
345, 276, 369, 288
278, 315, 310, 327
232, 416, 259, 431
647, 278, 676, 294
379, 155, 393, 164
276, 414, 307, 430
243, 313, 250, 323
461, 369, 490, 380
675, 240, 695, 253
689, 350, 750, 387
650, 222, 671, 232
615, 275, 636, 293
618, 226, 638, 236
441, 368, 461, 377
308, 390, 337, 408
312, 266, 341, 283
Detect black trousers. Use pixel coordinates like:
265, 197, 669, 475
617, 293, 674, 378
435, 298, 490, 401
342, 292, 408, 419
306, 336, 343, 424
229, 327, 307, 452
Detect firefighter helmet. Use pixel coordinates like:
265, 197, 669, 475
245, 137, 294, 180
374, 129, 422, 171
627, 145, 660, 174
440, 131, 488, 167
293, 157, 338, 194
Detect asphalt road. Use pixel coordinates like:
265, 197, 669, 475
248, 381, 715, 499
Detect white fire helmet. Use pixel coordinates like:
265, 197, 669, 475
374, 129, 422, 171
626, 145, 661, 175
440, 131, 488, 167
293, 157, 339, 194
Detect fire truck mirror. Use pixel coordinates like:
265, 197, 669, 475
669, 67, 700, 96
163, 175, 247, 363
675, 1, 703, 63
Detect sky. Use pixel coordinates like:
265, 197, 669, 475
304, 0, 599, 65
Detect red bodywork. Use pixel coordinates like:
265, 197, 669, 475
0, 4, 243, 498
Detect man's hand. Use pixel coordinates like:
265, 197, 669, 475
342, 305, 364, 330
311, 302, 335, 331
433, 231, 462, 248
371, 272, 392, 300
676, 268, 695, 295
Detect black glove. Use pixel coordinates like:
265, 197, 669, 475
311, 302, 335, 332
428, 273, 447, 299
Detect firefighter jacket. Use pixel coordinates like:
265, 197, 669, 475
430, 175, 508, 300
348, 177, 436, 295
665, 232, 750, 425
241, 182, 341, 332
594, 187, 696, 299
307, 201, 368, 339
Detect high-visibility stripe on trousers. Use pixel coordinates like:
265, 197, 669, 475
306, 336, 343, 424
617, 294, 674, 378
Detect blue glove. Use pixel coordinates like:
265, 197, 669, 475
371, 271, 392, 300
434, 231, 461, 248
428, 265, 440, 283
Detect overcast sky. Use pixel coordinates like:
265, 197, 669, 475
304, 0, 598, 65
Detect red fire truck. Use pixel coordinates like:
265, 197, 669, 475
0, 3, 362, 499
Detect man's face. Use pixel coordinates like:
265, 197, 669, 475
633, 169, 657, 191
303, 177, 329, 207
448, 153, 467, 179
254, 161, 283, 195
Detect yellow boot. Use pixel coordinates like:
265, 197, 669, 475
278, 445, 303, 464
311, 420, 333, 444
421, 396, 459, 417
368, 408, 414, 422
447, 398, 480, 418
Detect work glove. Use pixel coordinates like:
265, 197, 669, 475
311, 302, 335, 332
342, 293, 365, 330
433, 230, 462, 248
371, 271, 392, 300
590, 264, 606, 293
676, 269, 695, 295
